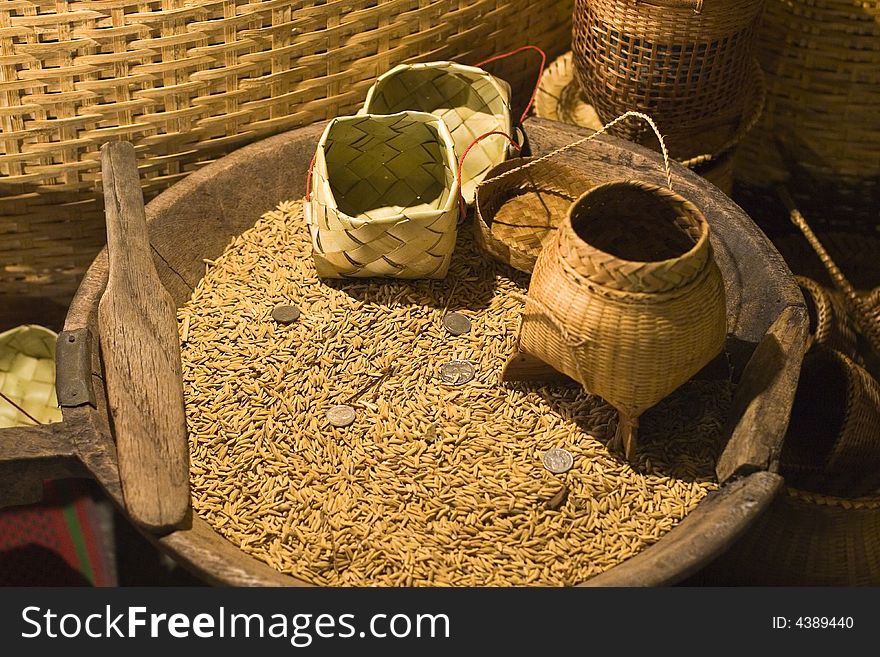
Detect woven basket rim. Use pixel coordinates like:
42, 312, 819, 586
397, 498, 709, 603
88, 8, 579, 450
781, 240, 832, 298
784, 485, 880, 509
0, 324, 58, 359
358, 60, 513, 125
564, 179, 710, 270
473, 155, 593, 273
363, 60, 513, 123
314, 110, 460, 223
795, 275, 832, 349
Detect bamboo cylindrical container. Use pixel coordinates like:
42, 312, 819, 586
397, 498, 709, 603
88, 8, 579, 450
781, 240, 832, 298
571, 0, 766, 160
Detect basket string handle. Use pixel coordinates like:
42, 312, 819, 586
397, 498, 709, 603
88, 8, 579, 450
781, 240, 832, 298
456, 130, 522, 217
475, 45, 547, 126
479, 110, 674, 193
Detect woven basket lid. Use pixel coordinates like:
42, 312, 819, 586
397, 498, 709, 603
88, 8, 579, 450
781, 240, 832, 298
534, 52, 603, 130
0, 325, 61, 428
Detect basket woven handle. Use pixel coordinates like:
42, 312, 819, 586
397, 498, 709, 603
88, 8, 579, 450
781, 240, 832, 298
778, 186, 880, 358
478, 110, 674, 193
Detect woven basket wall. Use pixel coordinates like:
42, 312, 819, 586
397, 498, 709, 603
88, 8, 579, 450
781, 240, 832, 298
704, 488, 880, 586
780, 347, 880, 498
0, 0, 573, 309
362, 61, 513, 205
735, 0, 880, 210
307, 112, 459, 279
571, 0, 765, 160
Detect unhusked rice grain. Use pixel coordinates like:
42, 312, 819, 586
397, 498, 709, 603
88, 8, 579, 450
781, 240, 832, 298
179, 199, 729, 586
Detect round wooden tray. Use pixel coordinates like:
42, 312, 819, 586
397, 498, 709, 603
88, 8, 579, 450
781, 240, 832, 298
0, 118, 807, 586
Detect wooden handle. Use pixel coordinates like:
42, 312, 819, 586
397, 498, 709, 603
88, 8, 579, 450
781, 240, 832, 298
97, 141, 190, 532
716, 304, 809, 483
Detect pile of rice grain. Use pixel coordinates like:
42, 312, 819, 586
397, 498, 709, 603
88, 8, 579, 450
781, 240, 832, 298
179, 199, 730, 586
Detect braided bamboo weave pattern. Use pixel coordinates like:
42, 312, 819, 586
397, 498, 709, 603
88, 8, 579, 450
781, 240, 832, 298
781, 347, 880, 498
571, 0, 765, 160
519, 181, 727, 457
308, 112, 459, 279
362, 62, 512, 204
0, 0, 573, 305
0, 324, 61, 428
474, 156, 597, 273
796, 276, 859, 359
736, 0, 880, 191
705, 486, 880, 585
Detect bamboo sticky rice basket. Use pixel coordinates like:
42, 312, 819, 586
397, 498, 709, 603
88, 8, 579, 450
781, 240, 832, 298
307, 112, 460, 279
518, 181, 728, 459
571, 0, 766, 160
362, 61, 514, 204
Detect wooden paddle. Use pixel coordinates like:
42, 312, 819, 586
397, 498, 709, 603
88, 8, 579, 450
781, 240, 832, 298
97, 141, 190, 532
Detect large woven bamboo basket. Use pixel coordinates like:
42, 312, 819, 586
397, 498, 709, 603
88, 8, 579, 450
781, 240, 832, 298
704, 487, 880, 586
307, 112, 459, 279
518, 180, 728, 458
735, 0, 880, 215
0, 0, 573, 311
571, 0, 765, 160
535, 51, 766, 195
780, 347, 880, 498
796, 276, 859, 359
362, 61, 513, 205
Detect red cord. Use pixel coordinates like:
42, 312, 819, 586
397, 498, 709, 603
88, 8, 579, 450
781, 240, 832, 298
305, 153, 316, 201
456, 130, 522, 217
475, 45, 547, 126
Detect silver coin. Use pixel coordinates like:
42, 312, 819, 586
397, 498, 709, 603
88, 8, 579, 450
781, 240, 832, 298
440, 360, 475, 386
542, 447, 574, 474
442, 312, 471, 336
272, 304, 301, 324
326, 404, 356, 428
